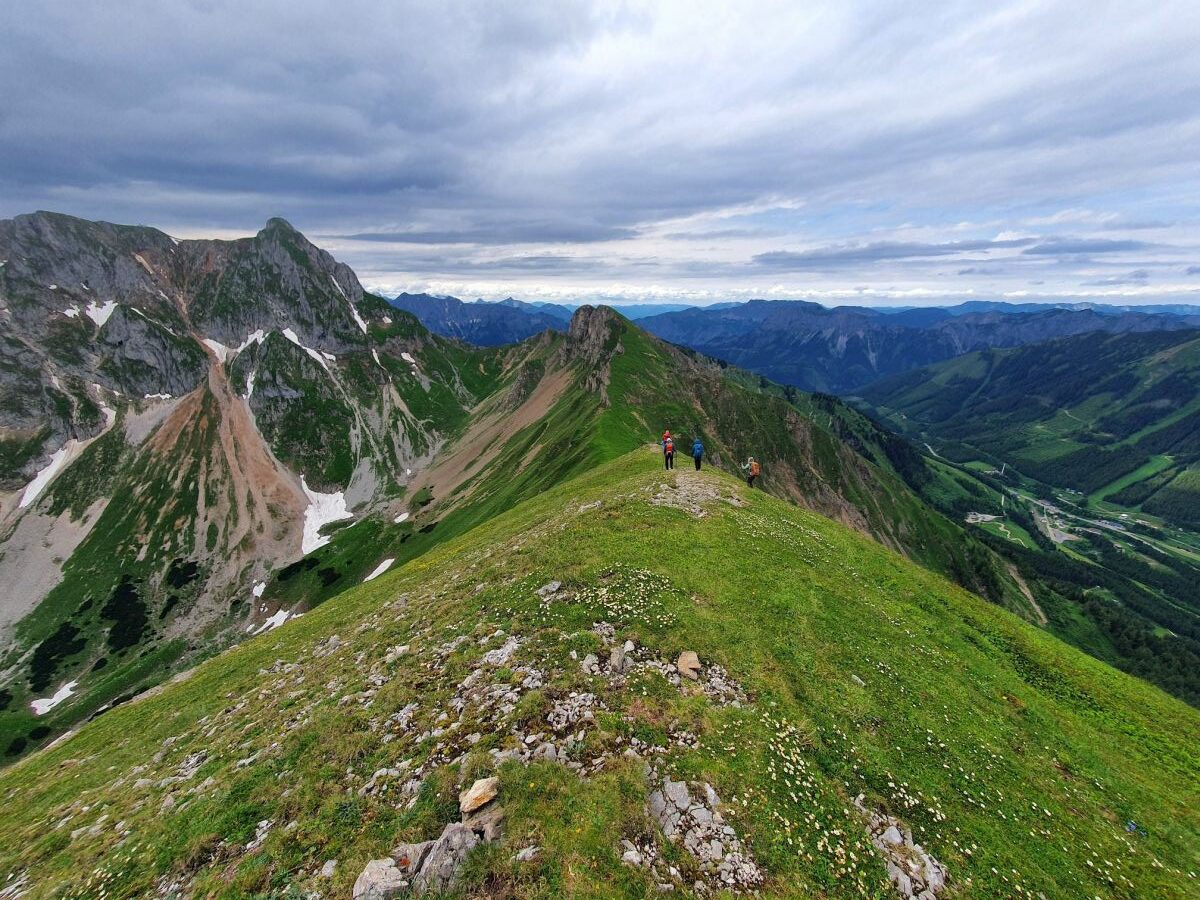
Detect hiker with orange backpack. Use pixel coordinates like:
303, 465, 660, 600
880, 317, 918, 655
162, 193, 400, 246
741, 455, 761, 487
661, 430, 675, 470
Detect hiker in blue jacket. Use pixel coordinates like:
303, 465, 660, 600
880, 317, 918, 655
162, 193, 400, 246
691, 437, 704, 471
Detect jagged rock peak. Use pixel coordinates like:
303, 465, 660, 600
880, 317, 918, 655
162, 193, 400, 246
568, 304, 625, 342
256, 216, 305, 240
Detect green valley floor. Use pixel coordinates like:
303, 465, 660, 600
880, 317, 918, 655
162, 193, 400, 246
0, 450, 1197, 898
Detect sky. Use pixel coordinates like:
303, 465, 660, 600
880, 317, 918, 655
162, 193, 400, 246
2, 0, 1200, 307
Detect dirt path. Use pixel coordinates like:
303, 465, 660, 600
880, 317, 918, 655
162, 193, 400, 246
1007, 562, 1048, 625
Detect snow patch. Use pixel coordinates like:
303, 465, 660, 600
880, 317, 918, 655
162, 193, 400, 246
202, 338, 231, 362
321, 351, 337, 362
393, 511, 409, 524
300, 477, 353, 554
363, 558, 395, 582
400, 351, 416, 364
371, 348, 383, 368
20, 444, 75, 508
282, 328, 331, 372
252, 580, 267, 598
252, 609, 298, 635
85, 299, 117, 328
330, 275, 369, 333
48, 283, 58, 290
143, 393, 172, 401
245, 371, 257, 400
62, 306, 80, 318
30, 680, 77, 715
382, 316, 392, 325
236, 329, 267, 352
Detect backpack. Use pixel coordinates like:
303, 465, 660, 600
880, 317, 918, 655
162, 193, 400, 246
750, 460, 761, 476
692, 441, 703, 457
664, 438, 674, 453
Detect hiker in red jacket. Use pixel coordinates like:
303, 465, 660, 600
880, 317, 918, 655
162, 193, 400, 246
661, 430, 675, 470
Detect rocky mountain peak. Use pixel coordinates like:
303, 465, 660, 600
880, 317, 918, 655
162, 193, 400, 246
257, 216, 303, 239
567, 304, 624, 347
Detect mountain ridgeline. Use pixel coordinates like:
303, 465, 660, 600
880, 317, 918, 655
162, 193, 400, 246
636, 299, 1200, 393
1, 212, 1019, 763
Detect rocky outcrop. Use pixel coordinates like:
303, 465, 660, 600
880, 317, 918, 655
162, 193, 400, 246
354, 776, 505, 897
563, 305, 624, 401
854, 794, 949, 899
642, 774, 763, 891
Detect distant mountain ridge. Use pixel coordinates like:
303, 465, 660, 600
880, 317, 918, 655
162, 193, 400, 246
389, 294, 701, 345
638, 298, 1200, 393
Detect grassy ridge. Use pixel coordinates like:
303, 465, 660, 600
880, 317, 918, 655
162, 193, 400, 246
1, 451, 1196, 897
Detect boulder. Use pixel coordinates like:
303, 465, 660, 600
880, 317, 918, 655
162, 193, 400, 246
390, 839, 434, 876
459, 776, 499, 813
609, 645, 628, 673
353, 858, 408, 899
677, 651, 701, 680
413, 824, 479, 892
463, 802, 507, 841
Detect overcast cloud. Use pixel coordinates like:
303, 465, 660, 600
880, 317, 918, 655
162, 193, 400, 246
2, 0, 1199, 305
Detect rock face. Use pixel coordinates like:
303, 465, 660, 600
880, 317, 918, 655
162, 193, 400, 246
352, 857, 408, 900
357, 822, 482, 897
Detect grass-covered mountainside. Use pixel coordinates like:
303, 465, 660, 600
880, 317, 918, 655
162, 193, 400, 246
858, 329, 1200, 706
1, 213, 1019, 770
0, 452, 1196, 898
860, 329, 1200, 524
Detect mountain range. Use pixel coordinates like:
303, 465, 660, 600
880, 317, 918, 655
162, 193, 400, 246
387, 294, 693, 347
1, 212, 1023, 764
389, 293, 1200, 393
637, 300, 1200, 393
1, 212, 1198, 898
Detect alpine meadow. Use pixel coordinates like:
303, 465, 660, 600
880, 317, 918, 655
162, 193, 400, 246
2, 3, 1199, 899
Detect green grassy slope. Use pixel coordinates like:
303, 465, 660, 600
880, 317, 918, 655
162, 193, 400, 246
857, 330, 1200, 707
860, 329, 1200, 525
1, 451, 1196, 898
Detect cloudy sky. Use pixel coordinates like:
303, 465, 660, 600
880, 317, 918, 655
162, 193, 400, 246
3, 1, 1199, 306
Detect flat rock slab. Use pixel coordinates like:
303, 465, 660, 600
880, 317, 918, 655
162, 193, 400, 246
459, 776, 500, 813
677, 651, 701, 680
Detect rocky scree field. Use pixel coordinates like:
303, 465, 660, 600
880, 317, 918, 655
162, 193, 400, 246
0, 451, 1196, 898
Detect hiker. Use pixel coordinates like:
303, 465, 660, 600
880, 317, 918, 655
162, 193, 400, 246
661, 430, 675, 470
741, 456, 761, 487
691, 437, 704, 470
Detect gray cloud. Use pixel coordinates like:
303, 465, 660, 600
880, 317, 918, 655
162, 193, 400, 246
1187, 266, 1200, 275
1082, 269, 1151, 286
1022, 238, 1153, 255
0, 1, 1198, 303
753, 238, 1035, 270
